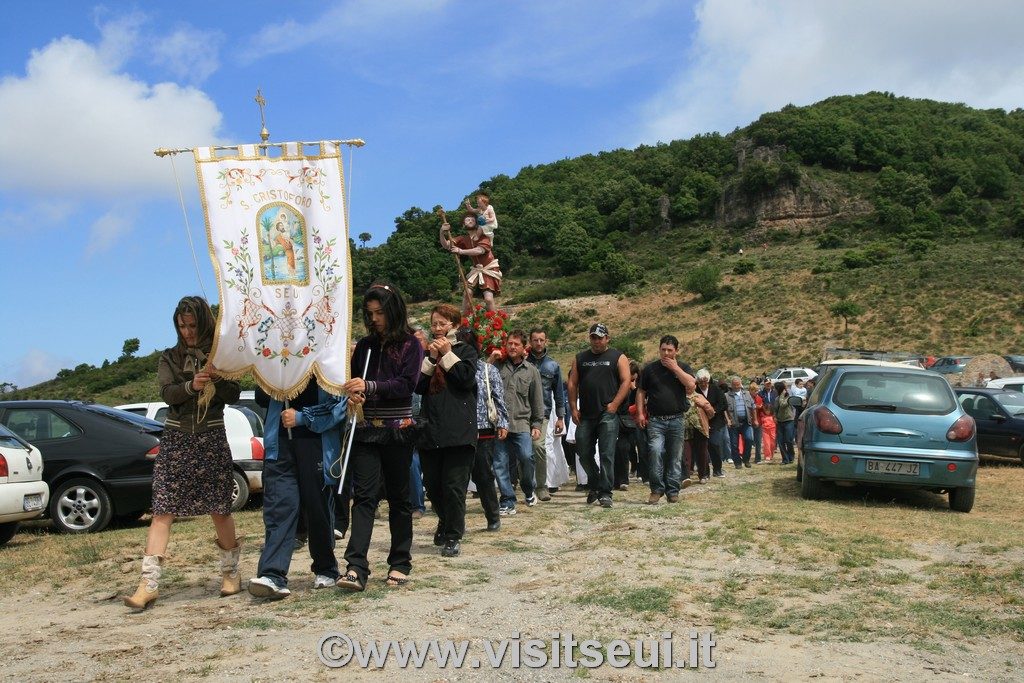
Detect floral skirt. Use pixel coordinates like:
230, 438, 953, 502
152, 428, 233, 516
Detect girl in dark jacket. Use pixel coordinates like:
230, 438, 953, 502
336, 283, 424, 591
417, 303, 479, 557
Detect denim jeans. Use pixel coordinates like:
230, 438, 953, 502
409, 450, 426, 513
574, 411, 619, 497
709, 424, 729, 474
751, 425, 763, 462
646, 416, 684, 495
493, 432, 536, 508
729, 421, 754, 466
778, 420, 796, 464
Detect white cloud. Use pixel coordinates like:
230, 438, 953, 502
0, 200, 76, 235
4, 349, 75, 388
239, 0, 452, 63
0, 19, 224, 198
638, 0, 1024, 143
149, 27, 223, 83
85, 204, 138, 257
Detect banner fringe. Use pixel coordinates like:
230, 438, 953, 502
216, 364, 347, 403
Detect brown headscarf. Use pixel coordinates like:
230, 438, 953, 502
168, 296, 216, 375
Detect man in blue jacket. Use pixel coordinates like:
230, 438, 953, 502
249, 382, 348, 599
527, 328, 567, 500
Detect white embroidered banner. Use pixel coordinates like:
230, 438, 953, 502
194, 142, 351, 400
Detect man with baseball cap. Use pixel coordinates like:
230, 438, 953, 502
567, 323, 631, 508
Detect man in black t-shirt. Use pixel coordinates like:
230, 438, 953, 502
635, 335, 696, 504
567, 323, 631, 508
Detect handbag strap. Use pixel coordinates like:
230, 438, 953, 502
484, 364, 496, 415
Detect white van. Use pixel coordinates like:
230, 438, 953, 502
115, 402, 263, 511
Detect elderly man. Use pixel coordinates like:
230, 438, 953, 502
695, 369, 729, 477
635, 335, 696, 504
726, 376, 758, 469
568, 323, 631, 508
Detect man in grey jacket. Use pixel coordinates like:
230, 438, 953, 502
527, 328, 567, 501
725, 376, 758, 469
493, 330, 545, 515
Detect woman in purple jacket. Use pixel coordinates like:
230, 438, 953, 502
336, 283, 424, 590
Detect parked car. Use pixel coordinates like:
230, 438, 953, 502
987, 376, 1024, 394
797, 362, 978, 512
768, 367, 818, 385
0, 401, 161, 533
954, 388, 1024, 462
0, 423, 49, 546
1003, 355, 1024, 373
233, 390, 267, 423
115, 402, 264, 511
930, 356, 972, 374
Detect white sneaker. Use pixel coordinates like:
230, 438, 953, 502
526, 495, 538, 507
248, 576, 291, 600
313, 574, 336, 589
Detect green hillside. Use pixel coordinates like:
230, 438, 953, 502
9, 92, 1024, 402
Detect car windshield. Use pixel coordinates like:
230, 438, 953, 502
84, 404, 164, 432
833, 371, 956, 415
0, 423, 30, 449
994, 392, 1024, 416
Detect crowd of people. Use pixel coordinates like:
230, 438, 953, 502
126, 283, 810, 609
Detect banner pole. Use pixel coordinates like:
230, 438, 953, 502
337, 350, 372, 494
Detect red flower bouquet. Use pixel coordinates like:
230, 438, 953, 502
467, 304, 508, 359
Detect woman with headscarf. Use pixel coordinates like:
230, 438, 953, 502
416, 304, 479, 558
124, 296, 242, 610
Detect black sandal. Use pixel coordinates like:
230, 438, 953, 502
336, 570, 365, 592
385, 573, 410, 587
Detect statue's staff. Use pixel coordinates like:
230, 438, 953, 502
436, 207, 473, 303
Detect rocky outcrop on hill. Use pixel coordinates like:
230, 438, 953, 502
717, 142, 872, 231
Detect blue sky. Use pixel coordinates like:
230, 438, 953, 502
3, 1, 1022, 388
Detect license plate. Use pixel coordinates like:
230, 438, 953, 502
866, 460, 920, 476
23, 493, 43, 511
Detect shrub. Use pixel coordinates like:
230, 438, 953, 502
733, 259, 756, 275
817, 232, 844, 249
685, 263, 722, 300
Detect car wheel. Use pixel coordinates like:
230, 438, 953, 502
1019, 443, 1024, 466
0, 521, 19, 547
50, 478, 114, 533
800, 467, 825, 500
231, 470, 250, 512
949, 487, 975, 513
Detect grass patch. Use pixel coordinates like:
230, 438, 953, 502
235, 617, 285, 630
575, 585, 675, 615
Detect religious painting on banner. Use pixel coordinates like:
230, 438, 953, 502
193, 141, 351, 400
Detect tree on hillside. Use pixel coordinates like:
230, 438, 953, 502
120, 338, 140, 362
830, 300, 865, 335
358, 232, 372, 248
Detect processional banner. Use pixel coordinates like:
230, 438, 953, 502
194, 142, 351, 400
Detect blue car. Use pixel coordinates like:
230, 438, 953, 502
797, 361, 978, 512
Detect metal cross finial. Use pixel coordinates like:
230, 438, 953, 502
255, 89, 269, 142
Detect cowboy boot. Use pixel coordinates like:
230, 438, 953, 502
123, 554, 162, 610
216, 537, 243, 596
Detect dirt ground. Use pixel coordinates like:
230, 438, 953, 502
1, 463, 1022, 682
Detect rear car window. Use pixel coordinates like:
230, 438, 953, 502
5, 409, 82, 440
995, 392, 1024, 416
833, 371, 956, 415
